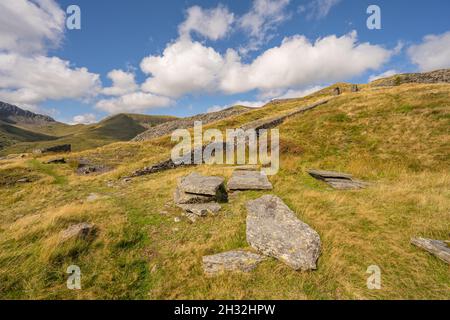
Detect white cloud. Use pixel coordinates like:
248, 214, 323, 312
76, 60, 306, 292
0, 1, 102, 110
273, 86, 325, 99
207, 100, 266, 113
95, 92, 173, 114
141, 38, 224, 98
238, 0, 291, 53
0, 54, 101, 106
0, 0, 65, 55
221, 31, 392, 95
102, 69, 138, 96
140, 31, 391, 100
369, 69, 398, 82
301, 0, 341, 20
72, 113, 97, 125
408, 31, 450, 71
179, 5, 234, 41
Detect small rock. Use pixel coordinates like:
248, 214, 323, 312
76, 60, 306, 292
86, 193, 103, 202
44, 158, 66, 164
151, 265, 158, 274
411, 237, 450, 264
351, 84, 359, 92
333, 87, 341, 96
60, 223, 96, 243
203, 250, 267, 276
174, 217, 181, 223
246, 195, 321, 271
228, 170, 273, 191
177, 203, 222, 217
16, 178, 30, 183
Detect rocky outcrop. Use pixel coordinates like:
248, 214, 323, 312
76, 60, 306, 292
133, 106, 250, 142
307, 169, 369, 190
371, 69, 450, 87
33, 144, 71, 155
60, 223, 96, 243
203, 250, 267, 276
0, 101, 55, 124
411, 237, 450, 264
228, 170, 273, 190
246, 195, 321, 271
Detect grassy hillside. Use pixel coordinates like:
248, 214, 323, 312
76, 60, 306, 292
0, 120, 57, 149
0, 83, 448, 299
0, 113, 177, 156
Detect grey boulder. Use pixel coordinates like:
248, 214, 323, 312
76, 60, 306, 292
411, 237, 450, 264
246, 195, 321, 271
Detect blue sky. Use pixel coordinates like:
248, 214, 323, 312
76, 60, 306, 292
1, 0, 449, 123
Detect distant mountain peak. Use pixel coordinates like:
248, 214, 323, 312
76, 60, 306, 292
0, 101, 55, 125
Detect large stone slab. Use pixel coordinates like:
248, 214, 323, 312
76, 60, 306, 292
246, 195, 321, 271
411, 237, 450, 264
203, 250, 267, 276
179, 172, 225, 196
228, 170, 273, 191
307, 169, 369, 190
174, 186, 214, 204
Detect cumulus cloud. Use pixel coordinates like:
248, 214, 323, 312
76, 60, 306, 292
207, 100, 266, 113
102, 69, 138, 96
141, 38, 224, 98
0, 0, 65, 54
72, 113, 97, 125
0, 0, 102, 110
368, 69, 398, 82
273, 86, 325, 99
95, 92, 173, 114
179, 5, 234, 41
408, 31, 450, 71
299, 0, 341, 20
0, 54, 101, 106
238, 0, 291, 53
140, 31, 391, 99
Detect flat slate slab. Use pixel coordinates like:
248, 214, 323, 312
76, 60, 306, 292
179, 172, 225, 196
246, 195, 321, 271
203, 250, 267, 276
228, 170, 273, 191
307, 169, 369, 190
411, 237, 450, 264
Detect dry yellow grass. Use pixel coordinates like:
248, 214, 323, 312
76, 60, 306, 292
0, 83, 449, 299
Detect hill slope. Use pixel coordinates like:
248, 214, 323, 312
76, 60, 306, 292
0, 81, 449, 299
0, 103, 177, 155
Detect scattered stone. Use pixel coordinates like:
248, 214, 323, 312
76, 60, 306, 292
203, 250, 267, 276
151, 265, 158, 274
228, 170, 273, 191
411, 237, 450, 264
44, 157, 66, 164
16, 178, 30, 183
160, 210, 169, 215
185, 212, 199, 223
177, 203, 222, 217
174, 217, 181, 223
33, 144, 71, 155
246, 195, 321, 271
60, 223, 96, 243
307, 169, 369, 190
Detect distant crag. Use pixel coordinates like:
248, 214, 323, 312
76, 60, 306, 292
132, 106, 251, 142
0, 101, 55, 125
371, 69, 450, 87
